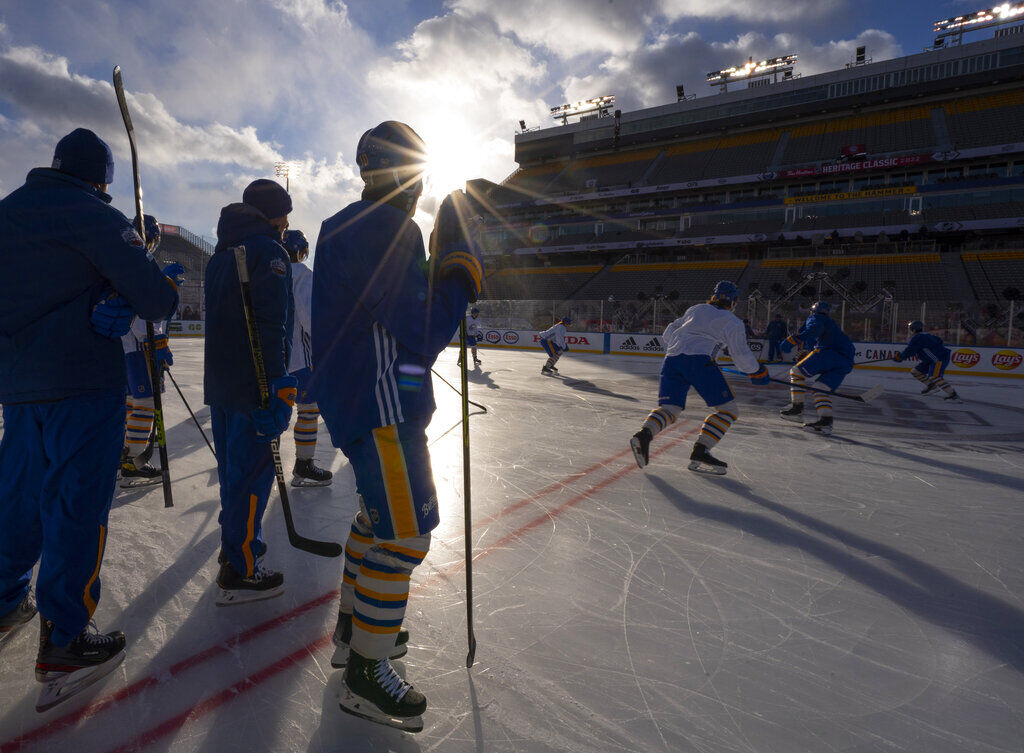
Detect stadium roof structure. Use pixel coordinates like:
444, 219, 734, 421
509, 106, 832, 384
516, 34, 1024, 164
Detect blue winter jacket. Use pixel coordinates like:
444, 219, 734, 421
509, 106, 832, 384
0, 168, 178, 404
766, 319, 788, 340
793, 313, 855, 361
311, 200, 470, 448
899, 332, 949, 366
204, 203, 293, 411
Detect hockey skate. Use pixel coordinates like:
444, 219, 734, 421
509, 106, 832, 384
779, 403, 804, 422
802, 416, 834, 436
291, 458, 333, 487
473, 357, 482, 366
944, 391, 964, 404
920, 381, 938, 395
119, 454, 162, 488
215, 560, 284, 606
339, 650, 426, 733
630, 428, 652, 470
688, 443, 727, 475
0, 592, 37, 651
330, 612, 409, 668
35, 618, 126, 712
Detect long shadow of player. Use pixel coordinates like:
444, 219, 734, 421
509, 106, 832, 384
645, 474, 1024, 673
467, 366, 500, 391
556, 377, 638, 402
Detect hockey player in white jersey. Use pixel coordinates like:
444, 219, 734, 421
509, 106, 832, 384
283, 230, 333, 486
630, 281, 769, 474
538, 315, 572, 375
458, 307, 483, 366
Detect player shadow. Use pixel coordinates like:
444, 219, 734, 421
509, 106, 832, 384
466, 367, 500, 391
307, 662, 423, 753
645, 474, 1024, 673
466, 668, 486, 753
555, 377, 638, 402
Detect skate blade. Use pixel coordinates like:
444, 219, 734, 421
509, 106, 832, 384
802, 425, 833, 436
290, 477, 332, 488
215, 584, 285, 607
118, 477, 162, 488
330, 642, 408, 669
688, 460, 727, 475
36, 648, 126, 712
629, 437, 647, 470
339, 691, 423, 733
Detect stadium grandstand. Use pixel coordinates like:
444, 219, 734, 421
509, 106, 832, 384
468, 7, 1024, 346
152, 224, 214, 323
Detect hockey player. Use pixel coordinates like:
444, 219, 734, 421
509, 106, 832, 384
0, 128, 178, 706
765, 313, 788, 362
311, 121, 483, 732
283, 229, 333, 486
205, 179, 296, 605
779, 301, 855, 435
630, 281, 769, 475
457, 307, 483, 366
539, 315, 572, 375
119, 215, 185, 487
894, 320, 962, 403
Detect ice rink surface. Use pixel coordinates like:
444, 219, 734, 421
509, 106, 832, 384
1, 340, 1023, 753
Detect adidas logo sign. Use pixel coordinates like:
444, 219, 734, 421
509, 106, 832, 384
620, 337, 640, 351
643, 338, 663, 352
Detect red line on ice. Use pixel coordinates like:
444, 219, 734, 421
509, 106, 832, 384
2, 424, 695, 752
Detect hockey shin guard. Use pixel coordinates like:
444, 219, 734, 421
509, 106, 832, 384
789, 367, 807, 404
642, 405, 680, 439
698, 405, 737, 449
294, 403, 320, 461
339, 507, 374, 614
812, 393, 833, 418
125, 398, 155, 459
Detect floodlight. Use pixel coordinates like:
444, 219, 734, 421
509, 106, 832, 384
550, 95, 616, 124
706, 55, 797, 91
934, 3, 1024, 38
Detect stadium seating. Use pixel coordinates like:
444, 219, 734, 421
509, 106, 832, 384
544, 148, 660, 193
574, 260, 748, 301
944, 91, 1024, 149
960, 250, 1024, 301
782, 106, 935, 166
753, 253, 950, 301
482, 265, 603, 300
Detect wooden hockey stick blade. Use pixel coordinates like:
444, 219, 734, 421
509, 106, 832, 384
858, 383, 885, 403
288, 531, 342, 558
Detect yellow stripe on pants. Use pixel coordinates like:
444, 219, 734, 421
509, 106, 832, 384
83, 525, 106, 616
372, 425, 417, 538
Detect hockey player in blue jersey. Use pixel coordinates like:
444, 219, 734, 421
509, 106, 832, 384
539, 315, 573, 375
0, 129, 179, 700
779, 301, 855, 435
630, 281, 770, 475
894, 320, 962, 403
204, 179, 296, 606
311, 121, 483, 731
282, 229, 333, 487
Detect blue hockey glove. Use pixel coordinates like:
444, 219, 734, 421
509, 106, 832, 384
430, 190, 484, 302
145, 334, 174, 370
162, 262, 186, 288
779, 335, 799, 354
749, 365, 770, 385
251, 375, 297, 442
90, 290, 135, 338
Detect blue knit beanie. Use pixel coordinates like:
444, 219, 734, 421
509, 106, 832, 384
242, 179, 292, 219
52, 128, 114, 185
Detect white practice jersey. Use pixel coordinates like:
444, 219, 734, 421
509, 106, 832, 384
289, 262, 313, 373
121, 316, 165, 354
662, 303, 760, 374
466, 315, 483, 339
538, 322, 567, 349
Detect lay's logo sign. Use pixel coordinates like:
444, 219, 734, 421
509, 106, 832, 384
992, 350, 1023, 370
951, 349, 980, 368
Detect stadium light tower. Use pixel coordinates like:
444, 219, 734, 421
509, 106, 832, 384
274, 161, 298, 192
550, 95, 615, 125
706, 55, 798, 93
934, 3, 1024, 45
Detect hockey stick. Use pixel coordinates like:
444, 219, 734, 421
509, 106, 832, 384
855, 357, 893, 366
430, 368, 488, 413
460, 319, 477, 668
113, 65, 173, 508
165, 369, 217, 461
721, 367, 884, 403
233, 246, 342, 558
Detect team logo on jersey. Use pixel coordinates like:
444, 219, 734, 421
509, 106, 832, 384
269, 259, 287, 277
503, 331, 519, 344
121, 227, 145, 248
485, 330, 501, 344
992, 350, 1022, 370
951, 349, 980, 368
421, 495, 437, 517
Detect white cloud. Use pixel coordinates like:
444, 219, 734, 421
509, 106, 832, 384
658, 0, 845, 23
271, 0, 349, 27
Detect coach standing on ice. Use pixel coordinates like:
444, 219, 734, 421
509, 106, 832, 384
0, 129, 179, 691
311, 121, 483, 732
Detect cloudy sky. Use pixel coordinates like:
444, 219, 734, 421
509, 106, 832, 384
0, 0, 974, 245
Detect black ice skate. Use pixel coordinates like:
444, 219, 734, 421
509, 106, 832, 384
688, 443, 728, 475
779, 403, 804, 422
330, 612, 409, 668
0, 592, 37, 651
921, 381, 938, 395
35, 617, 127, 712
630, 428, 652, 470
473, 357, 482, 366
944, 391, 964, 404
291, 458, 333, 487
119, 455, 162, 488
215, 560, 284, 606
340, 650, 426, 733
802, 416, 834, 436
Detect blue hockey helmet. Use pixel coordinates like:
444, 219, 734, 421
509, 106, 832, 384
282, 229, 309, 262
811, 300, 831, 314
560, 314, 574, 325
356, 121, 426, 213
908, 320, 924, 333
470, 307, 480, 316
710, 280, 738, 306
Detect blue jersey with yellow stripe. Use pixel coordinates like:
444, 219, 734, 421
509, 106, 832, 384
792, 313, 855, 360
899, 332, 949, 367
